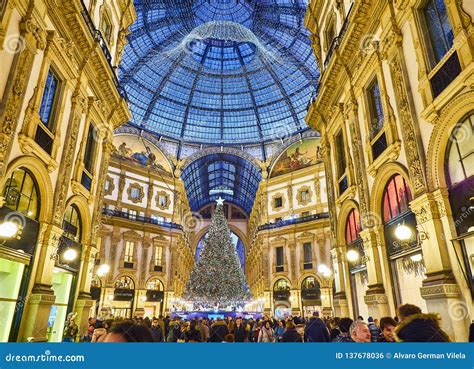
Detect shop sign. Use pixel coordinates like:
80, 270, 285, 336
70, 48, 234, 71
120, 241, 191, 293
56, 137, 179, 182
114, 288, 134, 301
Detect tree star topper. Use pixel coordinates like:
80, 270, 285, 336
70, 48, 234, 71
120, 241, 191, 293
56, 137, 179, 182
216, 197, 225, 206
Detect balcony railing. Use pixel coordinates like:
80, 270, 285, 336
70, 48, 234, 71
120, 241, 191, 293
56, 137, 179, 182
102, 208, 183, 230
79, 0, 125, 97
323, 3, 353, 70
257, 212, 329, 232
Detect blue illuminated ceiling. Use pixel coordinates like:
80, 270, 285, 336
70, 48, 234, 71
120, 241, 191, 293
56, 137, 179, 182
120, 0, 320, 146
181, 153, 261, 214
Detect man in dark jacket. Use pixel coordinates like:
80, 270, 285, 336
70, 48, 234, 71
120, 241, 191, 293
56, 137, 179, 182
367, 317, 381, 342
282, 321, 302, 342
151, 318, 164, 342
332, 318, 353, 342
210, 318, 229, 342
395, 304, 450, 342
304, 312, 330, 342
233, 317, 247, 342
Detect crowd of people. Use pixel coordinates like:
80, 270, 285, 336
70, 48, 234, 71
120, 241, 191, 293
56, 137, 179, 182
78, 303, 473, 343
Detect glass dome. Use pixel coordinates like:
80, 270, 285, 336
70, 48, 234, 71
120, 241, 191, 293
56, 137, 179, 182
120, 0, 319, 145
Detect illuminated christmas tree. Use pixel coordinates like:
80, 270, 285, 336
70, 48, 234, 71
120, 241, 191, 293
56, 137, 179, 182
184, 198, 251, 308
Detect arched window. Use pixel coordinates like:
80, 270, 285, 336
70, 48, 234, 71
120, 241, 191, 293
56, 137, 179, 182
345, 208, 361, 244
382, 174, 412, 223
273, 279, 290, 291
301, 276, 321, 301
3, 168, 39, 220
63, 204, 82, 243
446, 113, 474, 188
446, 113, 474, 234
115, 276, 134, 289
301, 276, 319, 291
147, 278, 164, 291
423, 0, 454, 64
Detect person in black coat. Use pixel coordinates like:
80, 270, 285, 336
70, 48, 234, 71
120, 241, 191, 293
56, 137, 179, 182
304, 312, 330, 342
282, 321, 303, 342
163, 316, 170, 337
233, 317, 247, 342
185, 320, 202, 342
209, 318, 229, 342
395, 304, 450, 342
151, 318, 164, 342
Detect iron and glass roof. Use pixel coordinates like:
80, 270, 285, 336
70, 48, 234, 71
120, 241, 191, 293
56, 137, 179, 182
181, 153, 261, 213
120, 0, 319, 146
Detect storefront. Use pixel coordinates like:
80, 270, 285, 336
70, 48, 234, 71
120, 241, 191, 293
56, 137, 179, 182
144, 278, 164, 317
273, 279, 291, 318
382, 174, 427, 311
300, 276, 321, 317
47, 204, 82, 342
113, 276, 135, 318
0, 168, 41, 342
90, 277, 102, 317
345, 208, 369, 320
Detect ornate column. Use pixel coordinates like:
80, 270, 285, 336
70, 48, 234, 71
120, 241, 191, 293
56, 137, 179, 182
51, 89, 88, 227
0, 12, 45, 196
75, 135, 115, 332
74, 240, 96, 337
288, 241, 297, 284
411, 193, 469, 341
331, 246, 350, 317
321, 277, 334, 317
19, 222, 63, 341
361, 228, 390, 319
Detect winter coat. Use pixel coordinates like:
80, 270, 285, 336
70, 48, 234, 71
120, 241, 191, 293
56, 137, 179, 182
185, 329, 202, 342
167, 324, 182, 342
330, 327, 340, 341
258, 327, 275, 342
282, 328, 303, 342
199, 323, 210, 342
63, 322, 78, 340
304, 317, 330, 342
332, 333, 353, 342
234, 324, 247, 342
274, 326, 286, 341
151, 325, 164, 342
210, 321, 229, 342
91, 328, 107, 343
368, 322, 381, 342
394, 313, 451, 342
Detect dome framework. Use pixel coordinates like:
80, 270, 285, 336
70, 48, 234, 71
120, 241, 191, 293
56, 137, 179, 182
120, 0, 320, 146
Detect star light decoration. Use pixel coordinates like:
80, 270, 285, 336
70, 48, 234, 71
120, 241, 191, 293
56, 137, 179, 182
216, 197, 225, 205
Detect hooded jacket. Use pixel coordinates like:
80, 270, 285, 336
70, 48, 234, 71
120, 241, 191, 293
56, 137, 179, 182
394, 313, 451, 342
304, 317, 330, 342
210, 320, 229, 342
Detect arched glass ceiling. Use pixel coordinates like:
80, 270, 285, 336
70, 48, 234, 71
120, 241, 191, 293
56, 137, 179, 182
120, 0, 319, 146
181, 153, 261, 214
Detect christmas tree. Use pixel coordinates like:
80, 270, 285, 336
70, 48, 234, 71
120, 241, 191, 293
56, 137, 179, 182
184, 198, 252, 308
